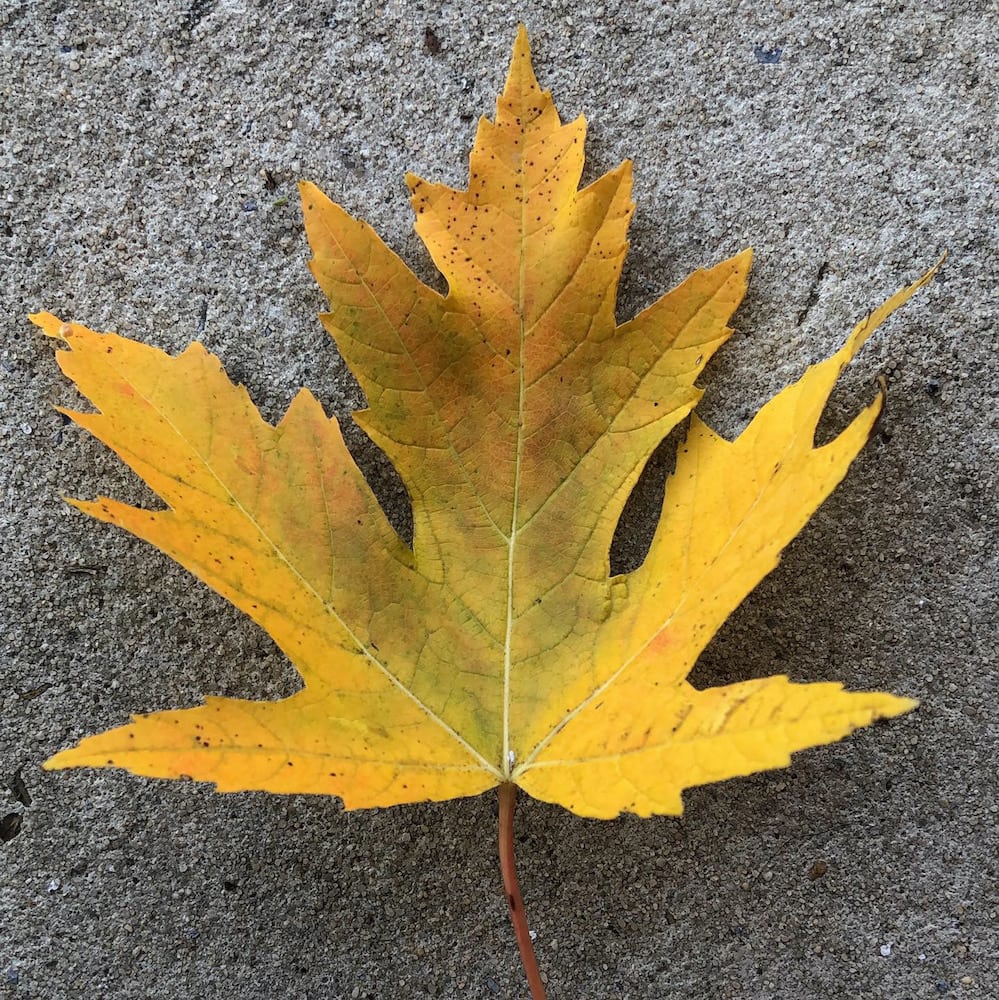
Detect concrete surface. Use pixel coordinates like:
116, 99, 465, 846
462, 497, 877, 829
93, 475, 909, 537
2, 2, 996, 998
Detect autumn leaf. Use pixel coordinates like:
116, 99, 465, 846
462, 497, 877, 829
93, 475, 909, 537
34, 29, 935, 825
35, 26, 938, 825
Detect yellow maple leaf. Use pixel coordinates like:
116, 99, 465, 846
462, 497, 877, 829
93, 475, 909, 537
35, 28, 935, 824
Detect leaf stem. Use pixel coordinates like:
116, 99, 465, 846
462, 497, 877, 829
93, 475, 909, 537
498, 782, 547, 999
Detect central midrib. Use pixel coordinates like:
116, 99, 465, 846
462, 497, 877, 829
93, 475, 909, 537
502, 118, 531, 781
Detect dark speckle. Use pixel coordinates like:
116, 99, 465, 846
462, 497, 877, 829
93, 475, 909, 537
5, 771, 30, 807
424, 26, 442, 55
182, 0, 216, 34
1, 813, 22, 843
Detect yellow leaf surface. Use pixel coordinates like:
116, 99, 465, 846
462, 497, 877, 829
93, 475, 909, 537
36, 28, 934, 818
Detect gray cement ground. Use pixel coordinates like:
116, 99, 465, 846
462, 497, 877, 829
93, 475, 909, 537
2, 2, 996, 998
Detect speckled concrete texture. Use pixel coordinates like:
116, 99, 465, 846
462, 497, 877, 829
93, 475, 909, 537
2, 2, 996, 998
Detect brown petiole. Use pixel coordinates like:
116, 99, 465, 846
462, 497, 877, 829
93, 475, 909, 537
498, 782, 547, 999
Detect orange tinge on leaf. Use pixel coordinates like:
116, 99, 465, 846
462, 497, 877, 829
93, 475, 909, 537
35, 27, 936, 818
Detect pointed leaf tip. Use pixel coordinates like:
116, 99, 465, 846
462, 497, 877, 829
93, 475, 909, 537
498, 23, 545, 121
846, 255, 943, 358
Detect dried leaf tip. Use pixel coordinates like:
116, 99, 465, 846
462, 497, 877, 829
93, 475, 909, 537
28, 311, 70, 341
